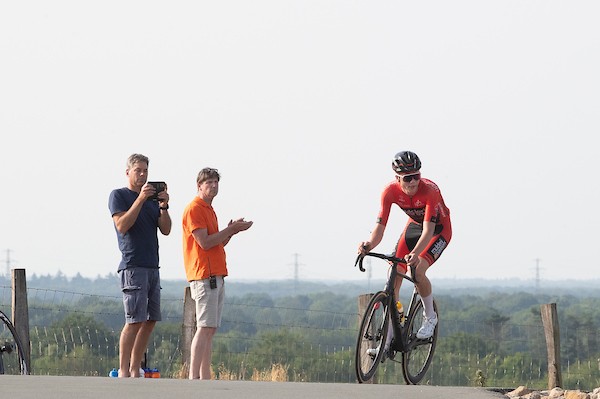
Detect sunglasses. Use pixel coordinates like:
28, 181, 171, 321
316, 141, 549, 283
396, 172, 421, 183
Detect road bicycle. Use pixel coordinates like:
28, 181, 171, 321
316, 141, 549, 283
354, 252, 438, 384
0, 309, 29, 375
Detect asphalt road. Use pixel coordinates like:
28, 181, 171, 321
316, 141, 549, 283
2, 375, 508, 399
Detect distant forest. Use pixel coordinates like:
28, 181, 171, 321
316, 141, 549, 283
3, 271, 600, 300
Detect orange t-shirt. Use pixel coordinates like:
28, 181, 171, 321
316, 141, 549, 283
182, 196, 228, 281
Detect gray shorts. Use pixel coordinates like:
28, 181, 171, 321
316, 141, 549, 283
190, 276, 225, 328
120, 267, 161, 324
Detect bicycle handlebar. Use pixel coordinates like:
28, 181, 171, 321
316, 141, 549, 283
355, 252, 406, 272
355, 252, 417, 284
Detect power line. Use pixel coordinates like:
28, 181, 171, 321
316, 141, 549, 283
290, 253, 304, 293
533, 258, 543, 291
2, 249, 14, 277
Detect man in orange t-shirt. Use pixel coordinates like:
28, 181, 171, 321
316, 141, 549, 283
182, 167, 253, 380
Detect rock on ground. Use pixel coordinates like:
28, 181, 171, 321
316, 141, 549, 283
506, 386, 600, 399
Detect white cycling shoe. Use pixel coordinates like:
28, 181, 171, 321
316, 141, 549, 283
416, 314, 438, 339
366, 345, 389, 359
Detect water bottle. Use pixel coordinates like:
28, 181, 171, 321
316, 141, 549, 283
396, 301, 406, 326
109, 368, 118, 378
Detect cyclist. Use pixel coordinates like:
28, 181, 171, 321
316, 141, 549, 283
358, 150, 451, 345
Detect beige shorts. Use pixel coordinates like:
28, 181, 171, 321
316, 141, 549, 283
190, 276, 225, 328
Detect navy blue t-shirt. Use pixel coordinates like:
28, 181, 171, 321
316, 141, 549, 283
108, 187, 161, 271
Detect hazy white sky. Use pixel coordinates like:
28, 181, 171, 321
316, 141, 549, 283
1, 1, 599, 283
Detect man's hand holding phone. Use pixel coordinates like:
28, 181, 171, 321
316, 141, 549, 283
147, 181, 167, 201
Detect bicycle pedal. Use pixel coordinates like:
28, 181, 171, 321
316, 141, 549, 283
380, 351, 388, 363
386, 349, 396, 361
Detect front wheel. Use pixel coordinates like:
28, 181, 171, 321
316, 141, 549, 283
355, 291, 389, 383
401, 298, 438, 384
0, 310, 29, 375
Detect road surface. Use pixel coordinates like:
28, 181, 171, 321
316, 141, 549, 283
2, 375, 508, 399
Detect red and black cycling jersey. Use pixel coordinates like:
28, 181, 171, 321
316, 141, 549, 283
377, 178, 450, 227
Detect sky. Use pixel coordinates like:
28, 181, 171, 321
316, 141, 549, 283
1, 1, 599, 284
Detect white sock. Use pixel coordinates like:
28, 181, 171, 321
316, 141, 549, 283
421, 294, 436, 319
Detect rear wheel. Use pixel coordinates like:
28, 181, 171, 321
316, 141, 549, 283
0, 310, 29, 375
401, 298, 437, 384
355, 291, 389, 383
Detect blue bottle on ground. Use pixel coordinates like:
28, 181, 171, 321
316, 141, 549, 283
109, 368, 118, 378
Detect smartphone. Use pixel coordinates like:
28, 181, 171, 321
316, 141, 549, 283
148, 181, 166, 201
209, 276, 217, 289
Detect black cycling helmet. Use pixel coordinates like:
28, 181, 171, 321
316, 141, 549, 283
392, 151, 421, 174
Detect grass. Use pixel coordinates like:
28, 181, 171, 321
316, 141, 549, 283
173, 362, 289, 382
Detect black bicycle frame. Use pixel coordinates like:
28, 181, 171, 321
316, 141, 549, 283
356, 252, 418, 353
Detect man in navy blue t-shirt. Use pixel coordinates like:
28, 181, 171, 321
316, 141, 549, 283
108, 153, 171, 378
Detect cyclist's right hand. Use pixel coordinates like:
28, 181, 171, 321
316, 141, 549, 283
358, 242, 370, 255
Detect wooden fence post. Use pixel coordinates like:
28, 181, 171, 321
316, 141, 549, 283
358, 293, 375, 383
541, 303, 562, 389
12, 268, 31, 373
181, 286, 196, 378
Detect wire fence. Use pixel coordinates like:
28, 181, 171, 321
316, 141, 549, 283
2, 284, 600, 389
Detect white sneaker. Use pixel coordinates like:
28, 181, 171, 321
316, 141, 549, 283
416, 314, 438, 339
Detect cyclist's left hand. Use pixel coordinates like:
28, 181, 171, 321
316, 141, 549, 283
358, 242, 370, 254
